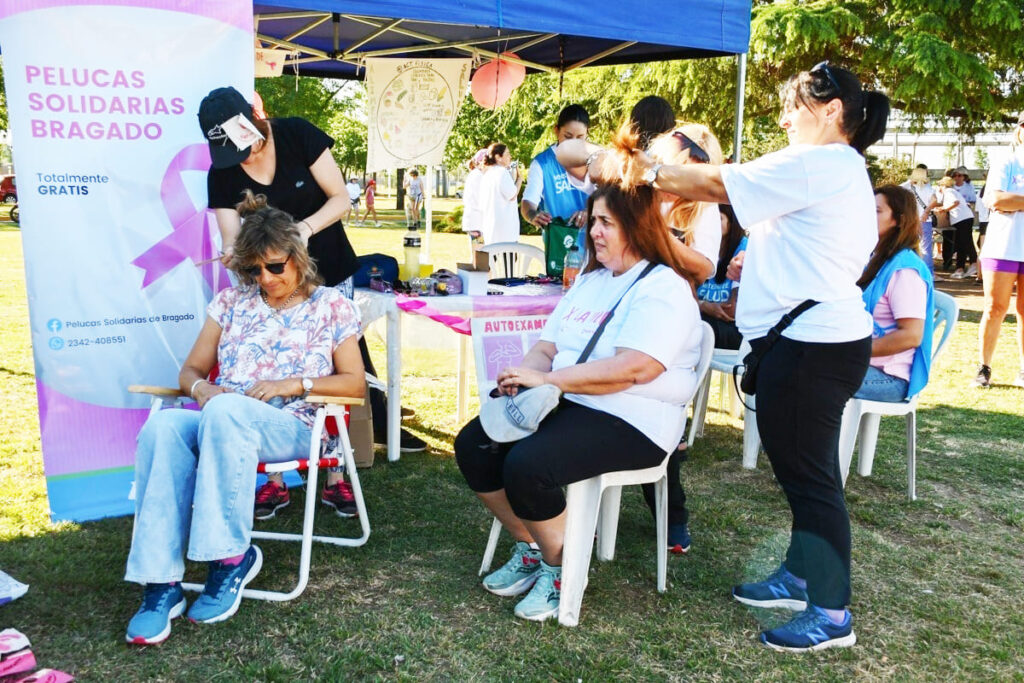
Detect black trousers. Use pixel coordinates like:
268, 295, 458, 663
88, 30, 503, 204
356, 337, 389, 437
940, 228, 955, 269
454, 401, 667, 522
751, 335, 870, 609
952, 218, 978, 270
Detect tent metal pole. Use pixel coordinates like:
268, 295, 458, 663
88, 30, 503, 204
565, 41, 636, 71
344, 19, 404, 56
423, 164, 433, 265
732, 52, 747, 163
283, 14, 330, 42
354, 32, 542, 58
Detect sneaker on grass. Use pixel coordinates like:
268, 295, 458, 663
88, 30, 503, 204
1013, 370, 1024, 388
973, 364, 992, 388
482, 541, 542, 596
668, 523, 691, 555
321, 481, 358, 518
760, 605, 856, 652
373, 428, 427, 453
187, 546, 262, 624
513, 561, 560, 622
732, 564, 808, 611
126, 582, 186, 645
253, 480, 289, 520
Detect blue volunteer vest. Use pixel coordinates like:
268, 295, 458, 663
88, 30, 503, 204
862, 248, 934, 400
533, 146, 589, 220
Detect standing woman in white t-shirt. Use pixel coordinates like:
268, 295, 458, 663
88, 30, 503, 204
585, 62, 890, 652
975, 114, 1024, 388
478, 142, 524, 245
934, 176, 977, 278
461, 149, 487, 253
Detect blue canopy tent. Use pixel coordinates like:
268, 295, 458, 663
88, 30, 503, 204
253, 0, 753, 155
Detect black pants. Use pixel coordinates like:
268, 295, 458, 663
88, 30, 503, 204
454, 401, 668, 522
641, 451, 687, 527
751, 335, 870, 609
940, 228, 955, 270
700, 312, 742, 350
952, 218, 977, 270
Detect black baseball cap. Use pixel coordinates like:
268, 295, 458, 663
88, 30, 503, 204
198, 86, 258, 169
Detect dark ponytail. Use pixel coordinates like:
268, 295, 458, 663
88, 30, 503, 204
784, 63, 891, 154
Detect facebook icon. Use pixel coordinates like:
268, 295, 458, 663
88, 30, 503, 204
47, 318, 62, 333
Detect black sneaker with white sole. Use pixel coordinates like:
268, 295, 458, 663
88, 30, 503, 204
973, 364, 992, 388
374, 428, 427, 452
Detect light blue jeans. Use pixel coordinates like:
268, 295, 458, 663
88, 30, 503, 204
124, 392, 311, 585
853, 365, 909, 402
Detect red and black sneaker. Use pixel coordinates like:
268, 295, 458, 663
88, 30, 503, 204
253, 480, 289, 520
322, 481, 358, 518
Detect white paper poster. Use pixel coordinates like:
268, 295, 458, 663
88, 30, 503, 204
470, 315, 549, 404
365, 58, 471, 172
0, 0, 253, 521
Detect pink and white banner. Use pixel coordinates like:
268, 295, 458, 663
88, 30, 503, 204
0, 0, 253, 521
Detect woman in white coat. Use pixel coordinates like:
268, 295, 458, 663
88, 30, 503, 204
478, 142, 524, 245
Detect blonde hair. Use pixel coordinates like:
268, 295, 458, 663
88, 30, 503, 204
937, 176, 955, 188
648, 122, 724, 242
230, 190, 322, 293
909, 167, 929, 186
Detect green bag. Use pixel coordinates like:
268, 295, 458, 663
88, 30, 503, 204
542, 218, 580, 277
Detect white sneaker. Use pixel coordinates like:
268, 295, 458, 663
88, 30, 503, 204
950, 269, 965, 279
965, 263, 978, 278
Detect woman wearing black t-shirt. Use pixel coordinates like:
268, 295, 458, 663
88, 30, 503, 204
198, 88, 425, 520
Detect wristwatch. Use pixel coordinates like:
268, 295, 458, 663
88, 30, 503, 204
642, 163, 663, 186
301, 377, 314, 397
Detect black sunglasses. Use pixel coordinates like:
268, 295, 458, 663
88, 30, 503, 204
243, 254, 291, 278
672, 131, 710, 164
809, 60, 842, 98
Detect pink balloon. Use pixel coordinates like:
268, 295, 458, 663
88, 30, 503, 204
471, 52, 526, 109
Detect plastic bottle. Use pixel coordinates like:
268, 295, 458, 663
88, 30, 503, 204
562, 244, 582, 291
400, 226, 421, 281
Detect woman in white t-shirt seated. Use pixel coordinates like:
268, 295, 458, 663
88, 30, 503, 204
696, 204, 748, 350
935, 176, 978, 278
123, 192, 365, 645
453, 148, 703, 623
648, 122, 724, 284
854, 185, 935, 402
571, 62, 890, 652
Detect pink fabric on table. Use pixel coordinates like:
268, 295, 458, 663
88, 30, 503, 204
869, 268, 927, 381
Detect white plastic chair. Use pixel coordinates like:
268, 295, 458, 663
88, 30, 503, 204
478, 321, 715, 626
688, 339, 761, 468
837, 290, 959, 500
478, 242, 545, 278
127, 386, 370, 602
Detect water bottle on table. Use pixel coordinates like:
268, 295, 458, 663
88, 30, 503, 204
562, 245, 582, 291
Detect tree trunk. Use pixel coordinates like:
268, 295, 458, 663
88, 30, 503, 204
396, 168, 406, 210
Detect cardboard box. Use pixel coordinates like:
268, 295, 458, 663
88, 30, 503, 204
348, 393, 374, 468
457, 250, 491, 296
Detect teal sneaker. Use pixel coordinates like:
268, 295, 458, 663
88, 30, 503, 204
187, 546, 262, 624
513, 561, 560, 622
125, 582, 186, 645
732, 564, 808, 611
482, 541, 542, 597
760, 605, 856, 652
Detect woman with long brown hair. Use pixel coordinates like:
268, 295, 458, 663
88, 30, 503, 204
452, 127, 703, 622
852, 185, 934, 402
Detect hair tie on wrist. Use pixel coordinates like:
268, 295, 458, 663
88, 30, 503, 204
189, 378, 206, 399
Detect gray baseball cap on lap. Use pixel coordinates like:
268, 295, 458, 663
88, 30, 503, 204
479, 384, 562, 443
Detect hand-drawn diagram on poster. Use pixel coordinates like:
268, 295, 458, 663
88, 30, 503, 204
470, 315, 549, 405
366, 58, 471, 172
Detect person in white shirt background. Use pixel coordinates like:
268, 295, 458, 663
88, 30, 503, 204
478, 142, 524, 245
974, 113, 1024, 389
596, 61, 890, 652
901, 164, 938, 272
345, 178, 361, 222
461, 148, 487, 254
935, 176, 978, 278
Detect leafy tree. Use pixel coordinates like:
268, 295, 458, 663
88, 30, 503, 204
0, 58, 8, 132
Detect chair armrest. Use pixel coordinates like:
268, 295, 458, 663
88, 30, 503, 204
128, 385, 185, 397
306, 394, 365, 406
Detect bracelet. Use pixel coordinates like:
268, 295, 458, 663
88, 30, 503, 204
189, 378, 207, 399
585, 150, 601, 168
299, 220, 313, 237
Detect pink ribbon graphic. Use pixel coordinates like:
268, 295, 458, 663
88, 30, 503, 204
395, 291, 563, 335
131, 143, 227, 292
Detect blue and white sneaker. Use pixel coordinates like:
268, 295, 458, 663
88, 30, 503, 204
482, 541, 542, 597
668, 523, 691, 554
513, 561, 560, 622
187, 546, 263, 624
126, 582, 186, 645
760, 605, 856, 652
732, 564, 808, 611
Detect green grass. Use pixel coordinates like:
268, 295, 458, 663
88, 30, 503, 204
2, 224, 1023, 679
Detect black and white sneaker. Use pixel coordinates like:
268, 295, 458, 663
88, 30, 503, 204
973, 364, 992, 388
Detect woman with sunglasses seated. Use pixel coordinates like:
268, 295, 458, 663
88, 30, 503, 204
563, 62, 890, 652
123, 191, 364, 645
454, 125, 704, 623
